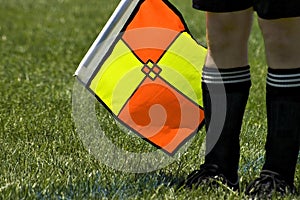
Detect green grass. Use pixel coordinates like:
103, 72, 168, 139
0, 0, 299, 199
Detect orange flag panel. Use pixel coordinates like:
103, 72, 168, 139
122, 0, 186, 63
118, 76, 204, 154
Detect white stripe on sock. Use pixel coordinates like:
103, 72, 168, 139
204, 77, 251, 84
267, 81, 300, 88
202, 73, 250, 80
268, 72, 300, 79
267, 76, 300, 83
203, 69, 250, 76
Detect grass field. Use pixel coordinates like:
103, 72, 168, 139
0, 0, 299, 199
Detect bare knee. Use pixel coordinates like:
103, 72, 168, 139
207, 20, 244, 50
205, 9, 253, 68
208, 11, 252, 46
259, 17, 300, 69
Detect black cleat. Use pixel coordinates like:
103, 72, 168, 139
184, 164, 239, 191
245, 170, 297, 199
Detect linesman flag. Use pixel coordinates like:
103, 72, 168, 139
75, 0, 207, 155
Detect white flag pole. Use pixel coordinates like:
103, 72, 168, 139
75, 0, 141, 84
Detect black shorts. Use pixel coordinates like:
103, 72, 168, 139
192, 0, 300, 19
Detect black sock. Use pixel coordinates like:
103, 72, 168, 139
202, 66, 251, 182
263, 67, 300, 186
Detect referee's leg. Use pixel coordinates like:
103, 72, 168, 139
259, 16, 300, 187
203, 8, 253, 183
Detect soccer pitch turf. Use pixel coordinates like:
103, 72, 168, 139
0, 0, 299, 199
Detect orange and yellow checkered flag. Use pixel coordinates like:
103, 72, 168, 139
75, 0, 206, 155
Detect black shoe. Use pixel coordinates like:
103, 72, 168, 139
245, 170, 297, 198
184, 164, 239, 191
